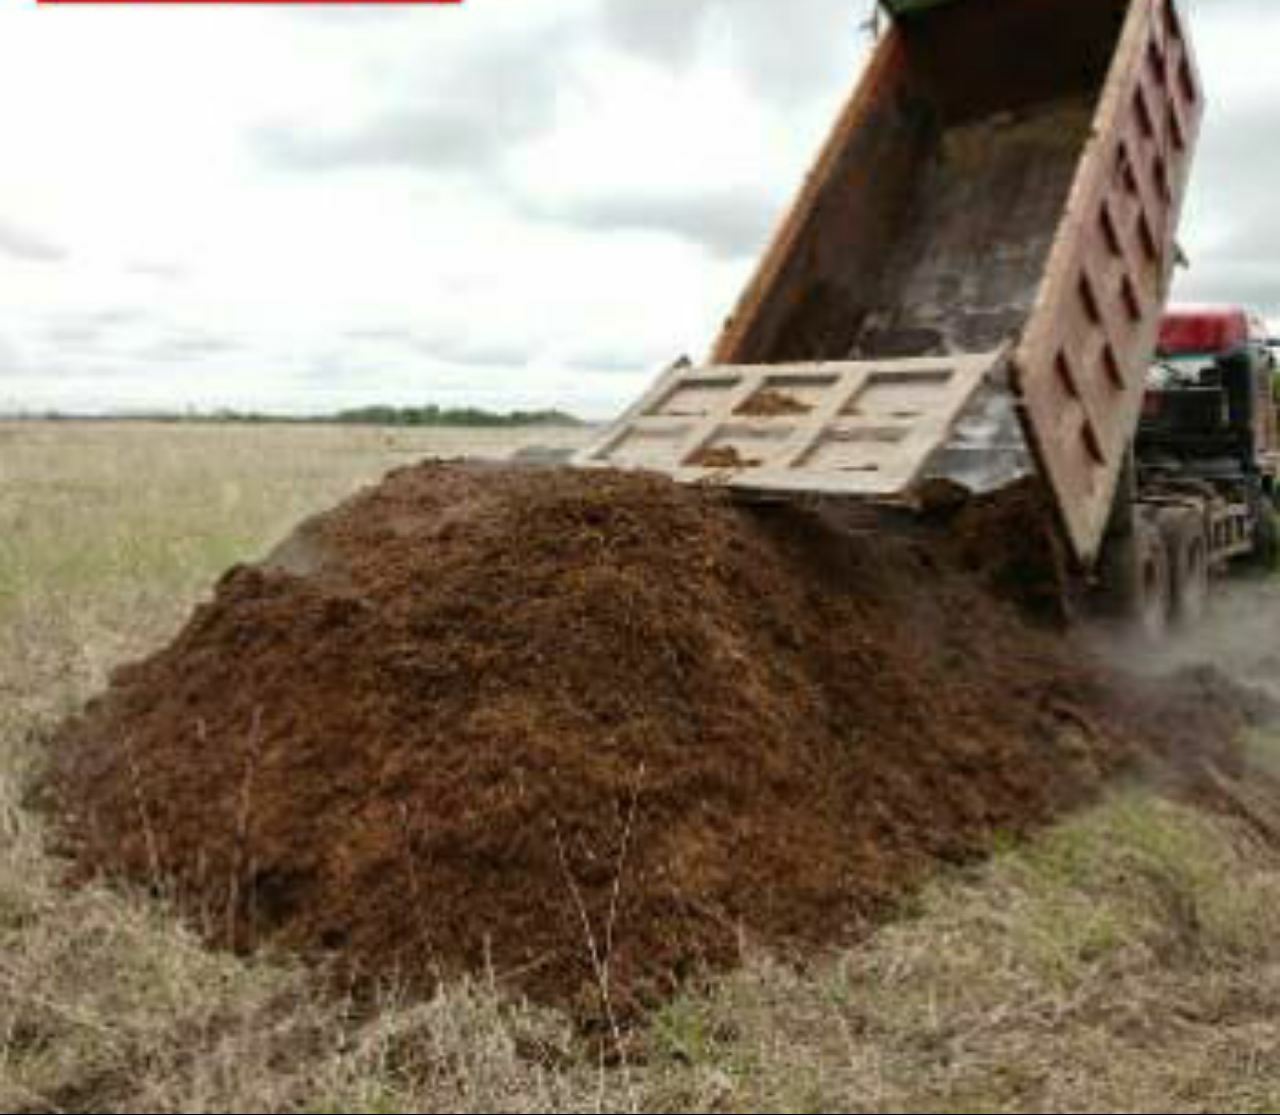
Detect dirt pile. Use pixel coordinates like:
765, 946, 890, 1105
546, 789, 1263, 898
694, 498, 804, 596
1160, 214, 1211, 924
948, 479, 1073, 623
45, 464, 1248, 1025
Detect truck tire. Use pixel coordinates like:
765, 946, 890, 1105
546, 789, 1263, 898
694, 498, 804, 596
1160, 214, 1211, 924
1251, 501, 1280, 570
1157, 508, 1209, 629
1100, 517, 1171, 642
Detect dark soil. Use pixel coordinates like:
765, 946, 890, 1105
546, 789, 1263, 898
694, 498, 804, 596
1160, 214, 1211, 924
946, 478, 1073, 623
736, 389, 813, 418
686, 446, 762, 469
44, 464, 1252, 1028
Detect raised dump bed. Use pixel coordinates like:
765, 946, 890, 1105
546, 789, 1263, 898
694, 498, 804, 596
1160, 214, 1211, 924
579, 0, 1202, 567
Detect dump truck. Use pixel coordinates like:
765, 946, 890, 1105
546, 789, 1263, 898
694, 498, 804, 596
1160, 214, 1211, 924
576, 0, 1259, 638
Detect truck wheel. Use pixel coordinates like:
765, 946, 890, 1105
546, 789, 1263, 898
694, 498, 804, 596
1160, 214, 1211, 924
1100, 518, 1171, 642
1251, 502, 1280, 570
1157, 508, 1209, 629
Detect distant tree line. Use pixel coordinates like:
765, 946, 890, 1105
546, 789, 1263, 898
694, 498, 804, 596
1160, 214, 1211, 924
331, 405, 584, 428
5, 405, 586, 428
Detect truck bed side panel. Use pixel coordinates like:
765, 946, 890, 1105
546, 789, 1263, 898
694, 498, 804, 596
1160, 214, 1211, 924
1011, 0, 1203, 565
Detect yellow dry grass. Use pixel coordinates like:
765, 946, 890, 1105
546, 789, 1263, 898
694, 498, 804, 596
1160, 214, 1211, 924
4, 420, 1280, 1114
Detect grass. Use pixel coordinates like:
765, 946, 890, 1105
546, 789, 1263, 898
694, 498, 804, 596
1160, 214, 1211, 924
4, 420, 1280, 1113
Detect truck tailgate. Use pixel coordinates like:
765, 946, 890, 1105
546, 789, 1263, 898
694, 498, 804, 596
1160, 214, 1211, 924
576, 351, 998, 497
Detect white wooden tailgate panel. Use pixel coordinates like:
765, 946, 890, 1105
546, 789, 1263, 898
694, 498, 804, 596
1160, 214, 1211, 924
576, 353, 1000, 497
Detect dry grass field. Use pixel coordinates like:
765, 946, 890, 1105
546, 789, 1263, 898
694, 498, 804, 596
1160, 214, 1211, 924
5, 420, 1280, 1114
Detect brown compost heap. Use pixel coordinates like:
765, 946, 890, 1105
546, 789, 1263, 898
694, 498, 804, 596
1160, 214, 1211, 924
46, 463, 1250, 1024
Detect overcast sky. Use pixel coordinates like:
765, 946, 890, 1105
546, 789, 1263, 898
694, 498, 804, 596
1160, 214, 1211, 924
0, 0, 1273, 417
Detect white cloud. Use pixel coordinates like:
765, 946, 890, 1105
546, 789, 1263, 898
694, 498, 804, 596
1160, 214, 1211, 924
0, 0, 1274, 417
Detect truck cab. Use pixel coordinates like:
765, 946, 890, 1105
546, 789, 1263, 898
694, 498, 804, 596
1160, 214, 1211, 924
1141, 305, 1279, 486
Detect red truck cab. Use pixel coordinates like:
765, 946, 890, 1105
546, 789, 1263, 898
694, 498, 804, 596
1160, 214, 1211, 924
1147, 305, 1279, 471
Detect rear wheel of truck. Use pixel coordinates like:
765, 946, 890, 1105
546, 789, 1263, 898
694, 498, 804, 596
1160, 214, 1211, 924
1250, 500, 1280, 570
1157, 508, 1209, 629
1101, 517, 1171, 643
